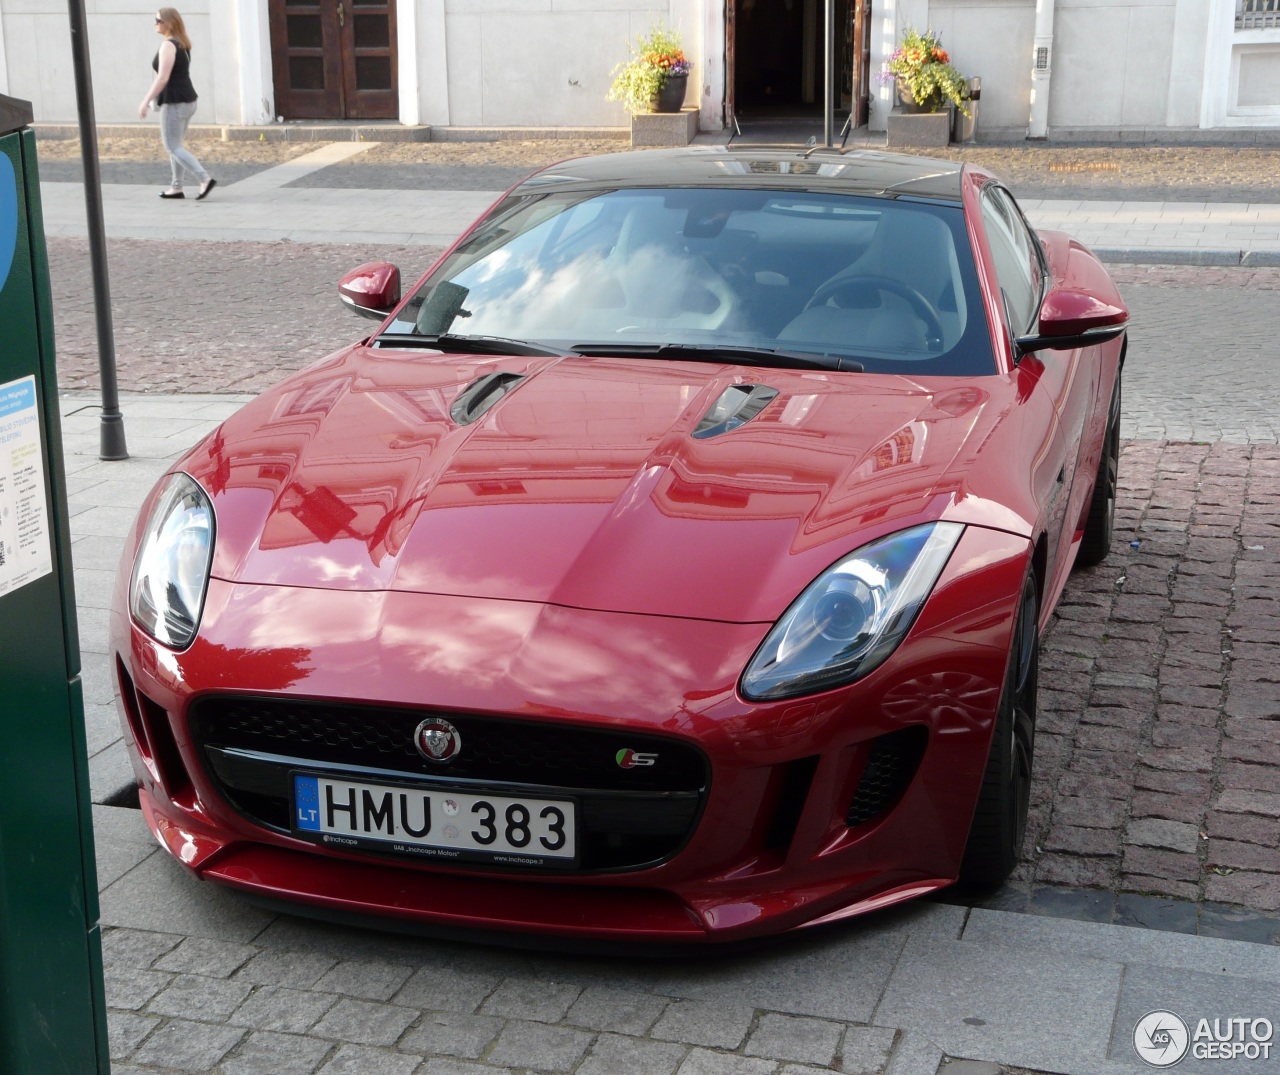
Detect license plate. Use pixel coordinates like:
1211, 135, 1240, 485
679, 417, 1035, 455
292, 773, 577, 867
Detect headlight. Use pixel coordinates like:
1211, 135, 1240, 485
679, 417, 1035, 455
129, 473, 215, 649
741, 522, 964, 701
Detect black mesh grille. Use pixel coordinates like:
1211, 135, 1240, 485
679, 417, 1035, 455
845, 727, 927, 828
190, 697, 704, 792
187, 696, 709, 873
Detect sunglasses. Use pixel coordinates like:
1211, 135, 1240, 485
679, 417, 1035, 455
155, 15, 164, 23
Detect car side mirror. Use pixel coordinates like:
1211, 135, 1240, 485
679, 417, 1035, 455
339, 262, 401, 321
1016, 287, 1128, 354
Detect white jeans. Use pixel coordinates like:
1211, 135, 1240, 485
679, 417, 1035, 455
159, 101, 209, 189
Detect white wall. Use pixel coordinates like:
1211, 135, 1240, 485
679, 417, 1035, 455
1048, 0, 1177, 129
0, 1, 258, 125
1201, 0, 1280, 127
929, 0, 1035, 131
434, 0, 689, 127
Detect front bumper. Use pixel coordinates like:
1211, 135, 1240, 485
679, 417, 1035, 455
112, 525, 1031, 943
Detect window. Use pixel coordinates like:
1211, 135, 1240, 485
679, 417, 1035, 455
980, 186, 1044, 335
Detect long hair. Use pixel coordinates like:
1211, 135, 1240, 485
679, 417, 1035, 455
157, 7, 192, 51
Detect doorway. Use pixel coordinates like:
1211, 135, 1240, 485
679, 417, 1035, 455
728, 0, 870, 136
269, 0, 398, 120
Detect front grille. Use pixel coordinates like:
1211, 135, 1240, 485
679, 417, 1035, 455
188, 696, 709, 873
845, 727, 927, 828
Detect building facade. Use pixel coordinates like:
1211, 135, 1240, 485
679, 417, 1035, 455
1, 0, 1277, 136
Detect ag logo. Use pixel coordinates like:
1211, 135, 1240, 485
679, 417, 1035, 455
1134, 1010, 1190, 1067
616, 749, 658, 769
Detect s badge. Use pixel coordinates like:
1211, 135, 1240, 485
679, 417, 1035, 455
616, 749, 657, 769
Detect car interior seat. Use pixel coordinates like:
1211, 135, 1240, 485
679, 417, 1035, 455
603, 199, 739, 332
777, 208, 967, 357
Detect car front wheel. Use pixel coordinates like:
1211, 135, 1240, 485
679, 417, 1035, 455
959, 569, 1038, 887
1076, 374, 1122, 568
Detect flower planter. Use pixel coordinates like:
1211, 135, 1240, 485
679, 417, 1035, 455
650, 74, 688, 114
896, 84, 943, 114
886, 109, 952, 148
630, 107, 698, 148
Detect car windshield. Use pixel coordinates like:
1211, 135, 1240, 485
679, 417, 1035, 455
383, 186, 996, 375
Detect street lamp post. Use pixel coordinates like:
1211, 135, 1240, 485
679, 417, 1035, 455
67, 0, 128, 460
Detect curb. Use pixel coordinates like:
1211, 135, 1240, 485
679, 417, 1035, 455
1096, 247, 1280, 267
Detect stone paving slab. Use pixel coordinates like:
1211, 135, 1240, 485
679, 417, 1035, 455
1110, 965, 1280, 1073
89, 838, 1280, 1075
873, 930, 1124, 1074
38, 179, 497, 247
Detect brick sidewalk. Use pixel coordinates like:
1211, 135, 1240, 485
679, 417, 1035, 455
1017, 442, 1280, 922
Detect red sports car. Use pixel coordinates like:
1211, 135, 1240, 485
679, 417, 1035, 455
112, 148, 1127, 945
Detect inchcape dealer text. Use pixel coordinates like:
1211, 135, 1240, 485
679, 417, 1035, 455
1192, 1018, 1273, 1060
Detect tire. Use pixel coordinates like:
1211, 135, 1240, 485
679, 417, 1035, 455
1075, 373, 1122, 568
959, 570, 1038, 888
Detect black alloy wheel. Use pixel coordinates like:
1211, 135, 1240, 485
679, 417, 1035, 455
1076, 374, 1122, 568
959, 570, 1038, 887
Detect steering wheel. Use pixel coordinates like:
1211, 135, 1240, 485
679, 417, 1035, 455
805, 273, 944, 348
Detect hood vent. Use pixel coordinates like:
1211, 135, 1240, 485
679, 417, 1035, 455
449, 372, 527, 426
693, 384, 779, 439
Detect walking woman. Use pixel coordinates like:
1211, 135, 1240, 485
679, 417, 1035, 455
137, 7, 215, 200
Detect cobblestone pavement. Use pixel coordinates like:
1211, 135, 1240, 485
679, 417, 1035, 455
1017, 441, 1280, 920
47, 239, 444, 394
46, 241, 1280, 446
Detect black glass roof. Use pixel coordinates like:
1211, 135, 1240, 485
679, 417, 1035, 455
513, 146, 967, 203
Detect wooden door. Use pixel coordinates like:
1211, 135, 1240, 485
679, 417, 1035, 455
341, 0, 397, 119
270, 0, 397, 120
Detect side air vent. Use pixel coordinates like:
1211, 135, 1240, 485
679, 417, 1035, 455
693, 384, 779, 439
449, 372, 527, 425
845, 726, 928, 828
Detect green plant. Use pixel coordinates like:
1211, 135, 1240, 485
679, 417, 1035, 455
881, 27, 970, 115
607, 26, 692, 115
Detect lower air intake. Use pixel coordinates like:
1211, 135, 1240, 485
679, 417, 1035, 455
845, 726, 927, 828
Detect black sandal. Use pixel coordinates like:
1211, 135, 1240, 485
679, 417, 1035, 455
196, 178, 217, 200
159, 190, 185, 199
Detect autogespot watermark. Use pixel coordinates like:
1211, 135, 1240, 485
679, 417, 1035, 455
1134, 1010, 1275, 1067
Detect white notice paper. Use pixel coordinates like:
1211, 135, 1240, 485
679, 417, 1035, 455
0, 375, 53, 598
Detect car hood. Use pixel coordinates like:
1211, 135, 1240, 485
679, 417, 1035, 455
181, 346, 1031, 624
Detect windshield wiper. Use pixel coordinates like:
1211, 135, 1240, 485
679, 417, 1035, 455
372, 333, 570, 358
571, 342, 863, 373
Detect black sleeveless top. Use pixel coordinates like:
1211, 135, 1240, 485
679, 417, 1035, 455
153, 42, 198, 105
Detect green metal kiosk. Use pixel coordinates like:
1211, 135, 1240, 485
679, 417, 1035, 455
0, 92, 110, 1075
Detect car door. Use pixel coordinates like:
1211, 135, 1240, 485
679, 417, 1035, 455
980, 185, 1099, 590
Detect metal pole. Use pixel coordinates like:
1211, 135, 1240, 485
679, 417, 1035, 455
1028, 0, 1056, 139
67, 0, 128, 460
823, 0, 835, 146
